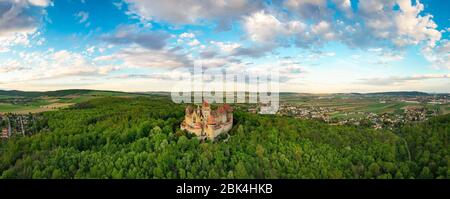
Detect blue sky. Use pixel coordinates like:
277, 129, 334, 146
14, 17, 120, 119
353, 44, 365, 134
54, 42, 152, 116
0, 0, 449, 93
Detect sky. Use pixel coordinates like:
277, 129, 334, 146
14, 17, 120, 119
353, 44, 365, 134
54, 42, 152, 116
0, 0, 449, 93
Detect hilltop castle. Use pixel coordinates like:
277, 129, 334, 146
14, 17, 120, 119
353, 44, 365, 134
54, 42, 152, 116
180, 101, 233, 140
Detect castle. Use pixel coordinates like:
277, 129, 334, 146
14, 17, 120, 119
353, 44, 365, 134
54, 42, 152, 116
180, 101, 233, 140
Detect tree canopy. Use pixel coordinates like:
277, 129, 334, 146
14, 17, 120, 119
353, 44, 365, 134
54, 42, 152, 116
1, 97, 449, 179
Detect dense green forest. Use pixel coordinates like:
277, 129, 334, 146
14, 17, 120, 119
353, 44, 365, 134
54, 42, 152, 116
0, 97, 449, 179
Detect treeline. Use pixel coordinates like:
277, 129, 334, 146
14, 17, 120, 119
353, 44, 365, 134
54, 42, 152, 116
0, 89, 127, 98
0, 97, 448, 179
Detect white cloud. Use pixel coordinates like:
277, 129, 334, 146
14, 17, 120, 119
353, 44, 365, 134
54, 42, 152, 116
394, 0, 441, 48
311, 21, 335, 40
0, 46, 10, 53
86, 46, 96, 54
194, 57, 231, 68
0, 59, 27, 73
210, 41, 241, 54
101, 25, 171, 50
239, 0, 445, 62
356, 0, 441, 49
120, 0, 444, 63
265, 0, 444, 53
241, 10, 310, 55
333, 0, 352, 17
367, 48, 405, 65
123, 0, 262, 30
223, 60, 307, 84
277, 62, 307, 83
177, 32, 201, 47
422, 39, 450, 69
0, 0, 52, 51
359, 74, 450, 86
283, 0, 328, 20
75, 11, 89, 24
242, 11, 309, 45
94, 46, 191, 69
179, 32, 195, 39
27, 0, 52, 7
0, 49, 118, 82
188, 39, 200, 46
42, 50, 117, 78
243, 11, 286, 44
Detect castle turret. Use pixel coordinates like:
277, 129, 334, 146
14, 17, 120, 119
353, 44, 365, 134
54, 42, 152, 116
202, 100, 211, 119
186, 105, 193, 114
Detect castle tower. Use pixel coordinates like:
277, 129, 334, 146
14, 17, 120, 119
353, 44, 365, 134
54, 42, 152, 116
223, 104, 233, 122
184, 105, 194, 126
202, 100, 211, 119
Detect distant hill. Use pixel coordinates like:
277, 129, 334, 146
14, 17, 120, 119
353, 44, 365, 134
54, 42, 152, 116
364, 91, 431, 97
1, 89, 447, 98
136, 91, 171, 96
0, 89, 131, 98
0, 90, 43, 97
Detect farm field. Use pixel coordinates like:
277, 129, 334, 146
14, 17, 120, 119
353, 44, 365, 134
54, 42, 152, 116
281, 96, 441, 114
0, 90, 144, 114
444, 105, 450, 114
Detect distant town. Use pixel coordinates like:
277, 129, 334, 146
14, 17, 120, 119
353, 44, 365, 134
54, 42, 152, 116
0, 113, 42, 139
249, 93, 449, 130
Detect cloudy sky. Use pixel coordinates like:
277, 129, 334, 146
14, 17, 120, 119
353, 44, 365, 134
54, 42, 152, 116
0, 0, 449, 93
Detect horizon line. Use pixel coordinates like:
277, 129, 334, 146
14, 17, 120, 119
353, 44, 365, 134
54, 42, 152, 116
1, 88, 449, 95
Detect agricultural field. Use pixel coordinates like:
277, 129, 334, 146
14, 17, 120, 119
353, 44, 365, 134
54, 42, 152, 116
0, 90, 145, 114
283, 96, 390, 112
444, 105, 450, 114
0, 99, 74, 114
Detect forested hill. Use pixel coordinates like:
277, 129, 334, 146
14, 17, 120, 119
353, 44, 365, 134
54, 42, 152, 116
0, 97, 449, 179
0, 89, 131, 98
364, 91, 431, 96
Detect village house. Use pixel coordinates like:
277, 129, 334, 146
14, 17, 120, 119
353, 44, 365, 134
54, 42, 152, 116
1, 128, 9, 139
